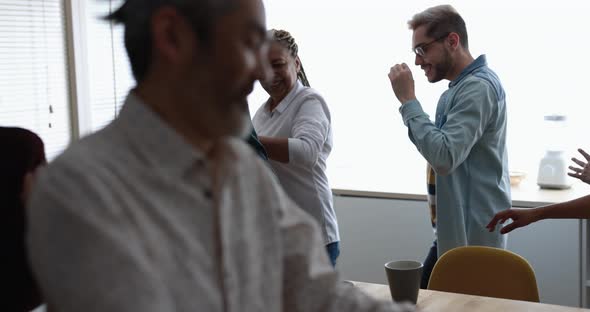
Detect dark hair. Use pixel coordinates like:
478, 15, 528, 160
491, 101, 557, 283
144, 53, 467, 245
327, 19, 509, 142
408, 5, 469, 50
268, 29, 310, 87
0, 127, 46, 311
105, 0, 237, 82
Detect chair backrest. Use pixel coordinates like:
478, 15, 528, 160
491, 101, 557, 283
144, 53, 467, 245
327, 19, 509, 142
427, 246, 540, 302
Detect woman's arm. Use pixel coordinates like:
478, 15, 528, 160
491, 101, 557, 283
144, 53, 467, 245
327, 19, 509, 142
487, 195, 590, 233
258, 136, 289, 163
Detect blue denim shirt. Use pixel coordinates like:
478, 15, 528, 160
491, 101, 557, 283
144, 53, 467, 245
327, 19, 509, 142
400, 55, 511, 257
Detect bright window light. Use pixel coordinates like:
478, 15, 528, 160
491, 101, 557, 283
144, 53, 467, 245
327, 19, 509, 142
249, 0, 590, 193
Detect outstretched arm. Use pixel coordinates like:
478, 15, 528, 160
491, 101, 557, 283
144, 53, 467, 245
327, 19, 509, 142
487, 195, 590, 234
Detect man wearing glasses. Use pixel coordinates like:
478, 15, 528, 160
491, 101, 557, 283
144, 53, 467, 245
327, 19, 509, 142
388, 5, 511, 288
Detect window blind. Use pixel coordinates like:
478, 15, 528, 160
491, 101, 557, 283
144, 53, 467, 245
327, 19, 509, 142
84, 0, 134, 132
0, 0, 71, 160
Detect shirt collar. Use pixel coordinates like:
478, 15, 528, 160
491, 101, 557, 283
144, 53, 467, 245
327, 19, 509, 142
265, 80, 303, 115
449, 54, 487, 88
114, 92, 206, 176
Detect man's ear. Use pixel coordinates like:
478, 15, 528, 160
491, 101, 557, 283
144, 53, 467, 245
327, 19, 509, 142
447, 32, 460, 50
151, 6, 197, 65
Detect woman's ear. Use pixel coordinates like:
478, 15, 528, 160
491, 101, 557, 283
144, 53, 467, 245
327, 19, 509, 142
295, 56, 302, 73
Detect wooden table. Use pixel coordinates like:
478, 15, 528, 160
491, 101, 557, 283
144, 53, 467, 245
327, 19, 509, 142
353, 281, 590, 311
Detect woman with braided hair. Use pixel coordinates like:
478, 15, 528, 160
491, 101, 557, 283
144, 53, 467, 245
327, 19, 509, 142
252, 29, 341, 267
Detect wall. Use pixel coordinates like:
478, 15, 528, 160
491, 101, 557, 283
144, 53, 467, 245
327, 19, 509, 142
334, 195, 581, 307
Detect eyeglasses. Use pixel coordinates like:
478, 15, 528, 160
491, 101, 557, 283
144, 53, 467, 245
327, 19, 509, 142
413, 34, 449, 57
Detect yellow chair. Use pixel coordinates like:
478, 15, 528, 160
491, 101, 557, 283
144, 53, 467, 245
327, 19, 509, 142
427, 246, 540, 302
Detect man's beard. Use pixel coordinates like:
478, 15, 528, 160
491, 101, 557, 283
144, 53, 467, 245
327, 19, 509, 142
431, 50, 453, 83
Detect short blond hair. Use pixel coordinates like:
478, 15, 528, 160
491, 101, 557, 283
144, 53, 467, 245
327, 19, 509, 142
408, 5, 469, 50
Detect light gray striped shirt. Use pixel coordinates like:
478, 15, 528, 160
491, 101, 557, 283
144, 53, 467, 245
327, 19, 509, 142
27, 93, 412, 312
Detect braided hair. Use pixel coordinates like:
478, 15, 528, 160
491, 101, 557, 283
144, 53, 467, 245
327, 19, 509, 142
268, 29, 310, 87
